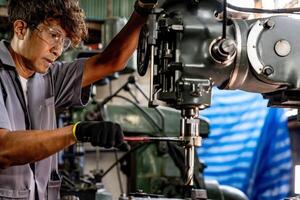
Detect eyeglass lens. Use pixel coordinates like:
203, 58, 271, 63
39, 27, 71, 51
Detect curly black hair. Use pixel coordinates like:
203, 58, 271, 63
8, 0, 88, 46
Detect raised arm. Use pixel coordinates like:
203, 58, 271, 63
81, 0, 158, 87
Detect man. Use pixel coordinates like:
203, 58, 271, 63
197, 88, 292, 199
0, 0, 157, 199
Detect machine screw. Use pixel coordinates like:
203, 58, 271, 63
263, 65, 274, 76
264, 19, 275, 29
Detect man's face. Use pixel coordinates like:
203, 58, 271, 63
19, 19, 70, 74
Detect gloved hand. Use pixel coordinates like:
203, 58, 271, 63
134, 0, 158, 16
73, 121, 130, 151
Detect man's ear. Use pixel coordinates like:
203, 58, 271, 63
13, 20, 28, 40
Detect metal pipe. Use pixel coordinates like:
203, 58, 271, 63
107, 0, 113, 18
124, 136, 182, 143
149, 45, 155, 104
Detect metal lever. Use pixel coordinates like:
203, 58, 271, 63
124, 136, 182, 143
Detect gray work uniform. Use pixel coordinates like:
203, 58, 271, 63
0, 40, 90, 200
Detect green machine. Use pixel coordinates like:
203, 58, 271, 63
103, 104, 209, 198
75, 102, 248, 199
71, 74, 248, 199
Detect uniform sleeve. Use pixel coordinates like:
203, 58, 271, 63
51, 58, 91, 108
0, 80, 11, 130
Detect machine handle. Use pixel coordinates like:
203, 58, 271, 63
124, 136, 181, 142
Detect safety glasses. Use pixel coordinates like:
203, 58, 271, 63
34, 26, 71, 52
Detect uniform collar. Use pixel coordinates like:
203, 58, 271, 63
0, 40, 45, 78
0, 40, 17, 68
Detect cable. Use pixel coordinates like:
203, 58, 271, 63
96, 76, 164, 132
127, 88, 140, 104
134, 82, 165, 132
133, 82, 149, 101
101, 142, 152, 178
222, 0, 227, 39
224, 1, 300, 14
92, 75, 165, 133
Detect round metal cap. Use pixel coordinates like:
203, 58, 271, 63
274, 39, 291, 57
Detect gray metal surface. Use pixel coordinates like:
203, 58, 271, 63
256, 16, 300, 88
247, 19, 265, 74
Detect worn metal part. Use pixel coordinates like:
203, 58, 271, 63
247, 19, 265, 75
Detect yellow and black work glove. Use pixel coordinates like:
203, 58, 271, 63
73, 121, 130, 151
134, 0, 158, 16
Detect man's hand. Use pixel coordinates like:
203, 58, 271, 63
73, 121, 130, 151
134, 0, 158, 16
